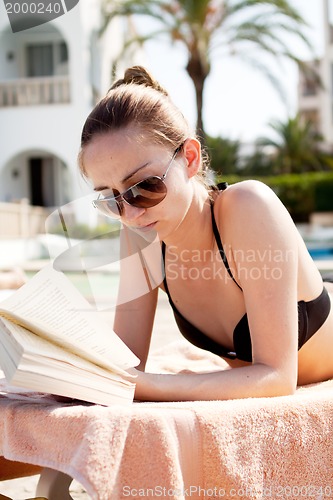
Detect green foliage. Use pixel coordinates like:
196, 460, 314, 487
216, 172, 333, 222
314, 175, 333, 211
206, 135, 241, 174
207, 112, 333, 178
206, 136, 276, 176
257, 114, 327, 174
238, 149, 275, 176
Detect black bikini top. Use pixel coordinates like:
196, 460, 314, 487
162, 183, 331, 362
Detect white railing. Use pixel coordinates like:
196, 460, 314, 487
0, 199, 50, 238
0, 76, 70, 107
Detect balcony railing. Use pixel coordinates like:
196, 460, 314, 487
0, 76, 70, 107
0, 200, 50, 238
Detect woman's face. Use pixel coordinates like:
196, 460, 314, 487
82, 127, 198, 240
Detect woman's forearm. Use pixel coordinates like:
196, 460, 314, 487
135, 364, 296, 402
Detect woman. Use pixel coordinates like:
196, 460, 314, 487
79, 66, 333, 401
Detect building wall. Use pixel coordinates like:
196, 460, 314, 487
298, 0, 333, 150
0, 0, 133, 213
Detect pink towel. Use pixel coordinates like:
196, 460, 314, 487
1, 340, 333, 500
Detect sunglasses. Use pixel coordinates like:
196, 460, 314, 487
92, 145, 183, 219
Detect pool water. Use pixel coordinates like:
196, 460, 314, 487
27, 268, 162, 310
308, 247, 333, 260
27, 269, 121, 308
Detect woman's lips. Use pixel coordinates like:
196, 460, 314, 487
132, 222, 157, 232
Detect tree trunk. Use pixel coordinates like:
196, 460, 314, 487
186, 53, 209, 145
195, 81, 205, 143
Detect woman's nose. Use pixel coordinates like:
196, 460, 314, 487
121, 202, 146, 221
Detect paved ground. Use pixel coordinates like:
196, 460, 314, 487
0, 475, 88, 499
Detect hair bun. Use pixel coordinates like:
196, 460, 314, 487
111, 66, 168, 96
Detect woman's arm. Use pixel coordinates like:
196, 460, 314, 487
223, 180, 300, 390
114, 287, 159, 370
134, 181, 301, 401
113, 225, 161, 369
133, 360, 295, 401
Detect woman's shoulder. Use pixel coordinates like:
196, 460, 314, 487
214, 179, 278, 215
213, 179, 296, 245
220, 178, 272, 196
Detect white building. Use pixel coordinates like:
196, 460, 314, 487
298, 0, 333, 151
0, 0, 139, 211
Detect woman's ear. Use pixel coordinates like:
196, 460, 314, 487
182, 138, 201, 179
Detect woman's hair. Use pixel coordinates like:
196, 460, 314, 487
78, 66, 210, 183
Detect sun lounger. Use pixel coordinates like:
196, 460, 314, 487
1, 341, 333, 500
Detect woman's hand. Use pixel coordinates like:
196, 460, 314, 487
130, 367, 160, 401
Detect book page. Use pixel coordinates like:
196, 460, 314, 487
0, 265, 139, 371
0, 318, 135, 381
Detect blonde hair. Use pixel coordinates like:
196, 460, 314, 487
79, 66, 210, 183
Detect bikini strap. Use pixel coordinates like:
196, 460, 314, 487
161, 241, 171, 296
210, 185, 243, 291
215, 181, 229, 191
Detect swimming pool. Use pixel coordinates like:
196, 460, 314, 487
308, 246, 333, 260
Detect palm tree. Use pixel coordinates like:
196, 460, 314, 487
102, 0, 313, 140
257, 114, 325, 174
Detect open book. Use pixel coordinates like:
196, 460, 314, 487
0, 265, 139, 406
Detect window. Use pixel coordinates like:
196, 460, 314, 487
301, 110, 319, 127
302, 78, 318, 96
27, 44, 54, 77
59, 42, 68, 63
300, 61, 320, 97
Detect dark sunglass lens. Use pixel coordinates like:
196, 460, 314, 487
124, 177, 167, 208
140, 177, 167, 193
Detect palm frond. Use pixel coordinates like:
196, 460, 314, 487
235, 52, 288, 103
101, 0, 180, 33
177, 0, 211, 24
257, 114, 325, 173
101, 0, 316, 139
224, 0, 306, 26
